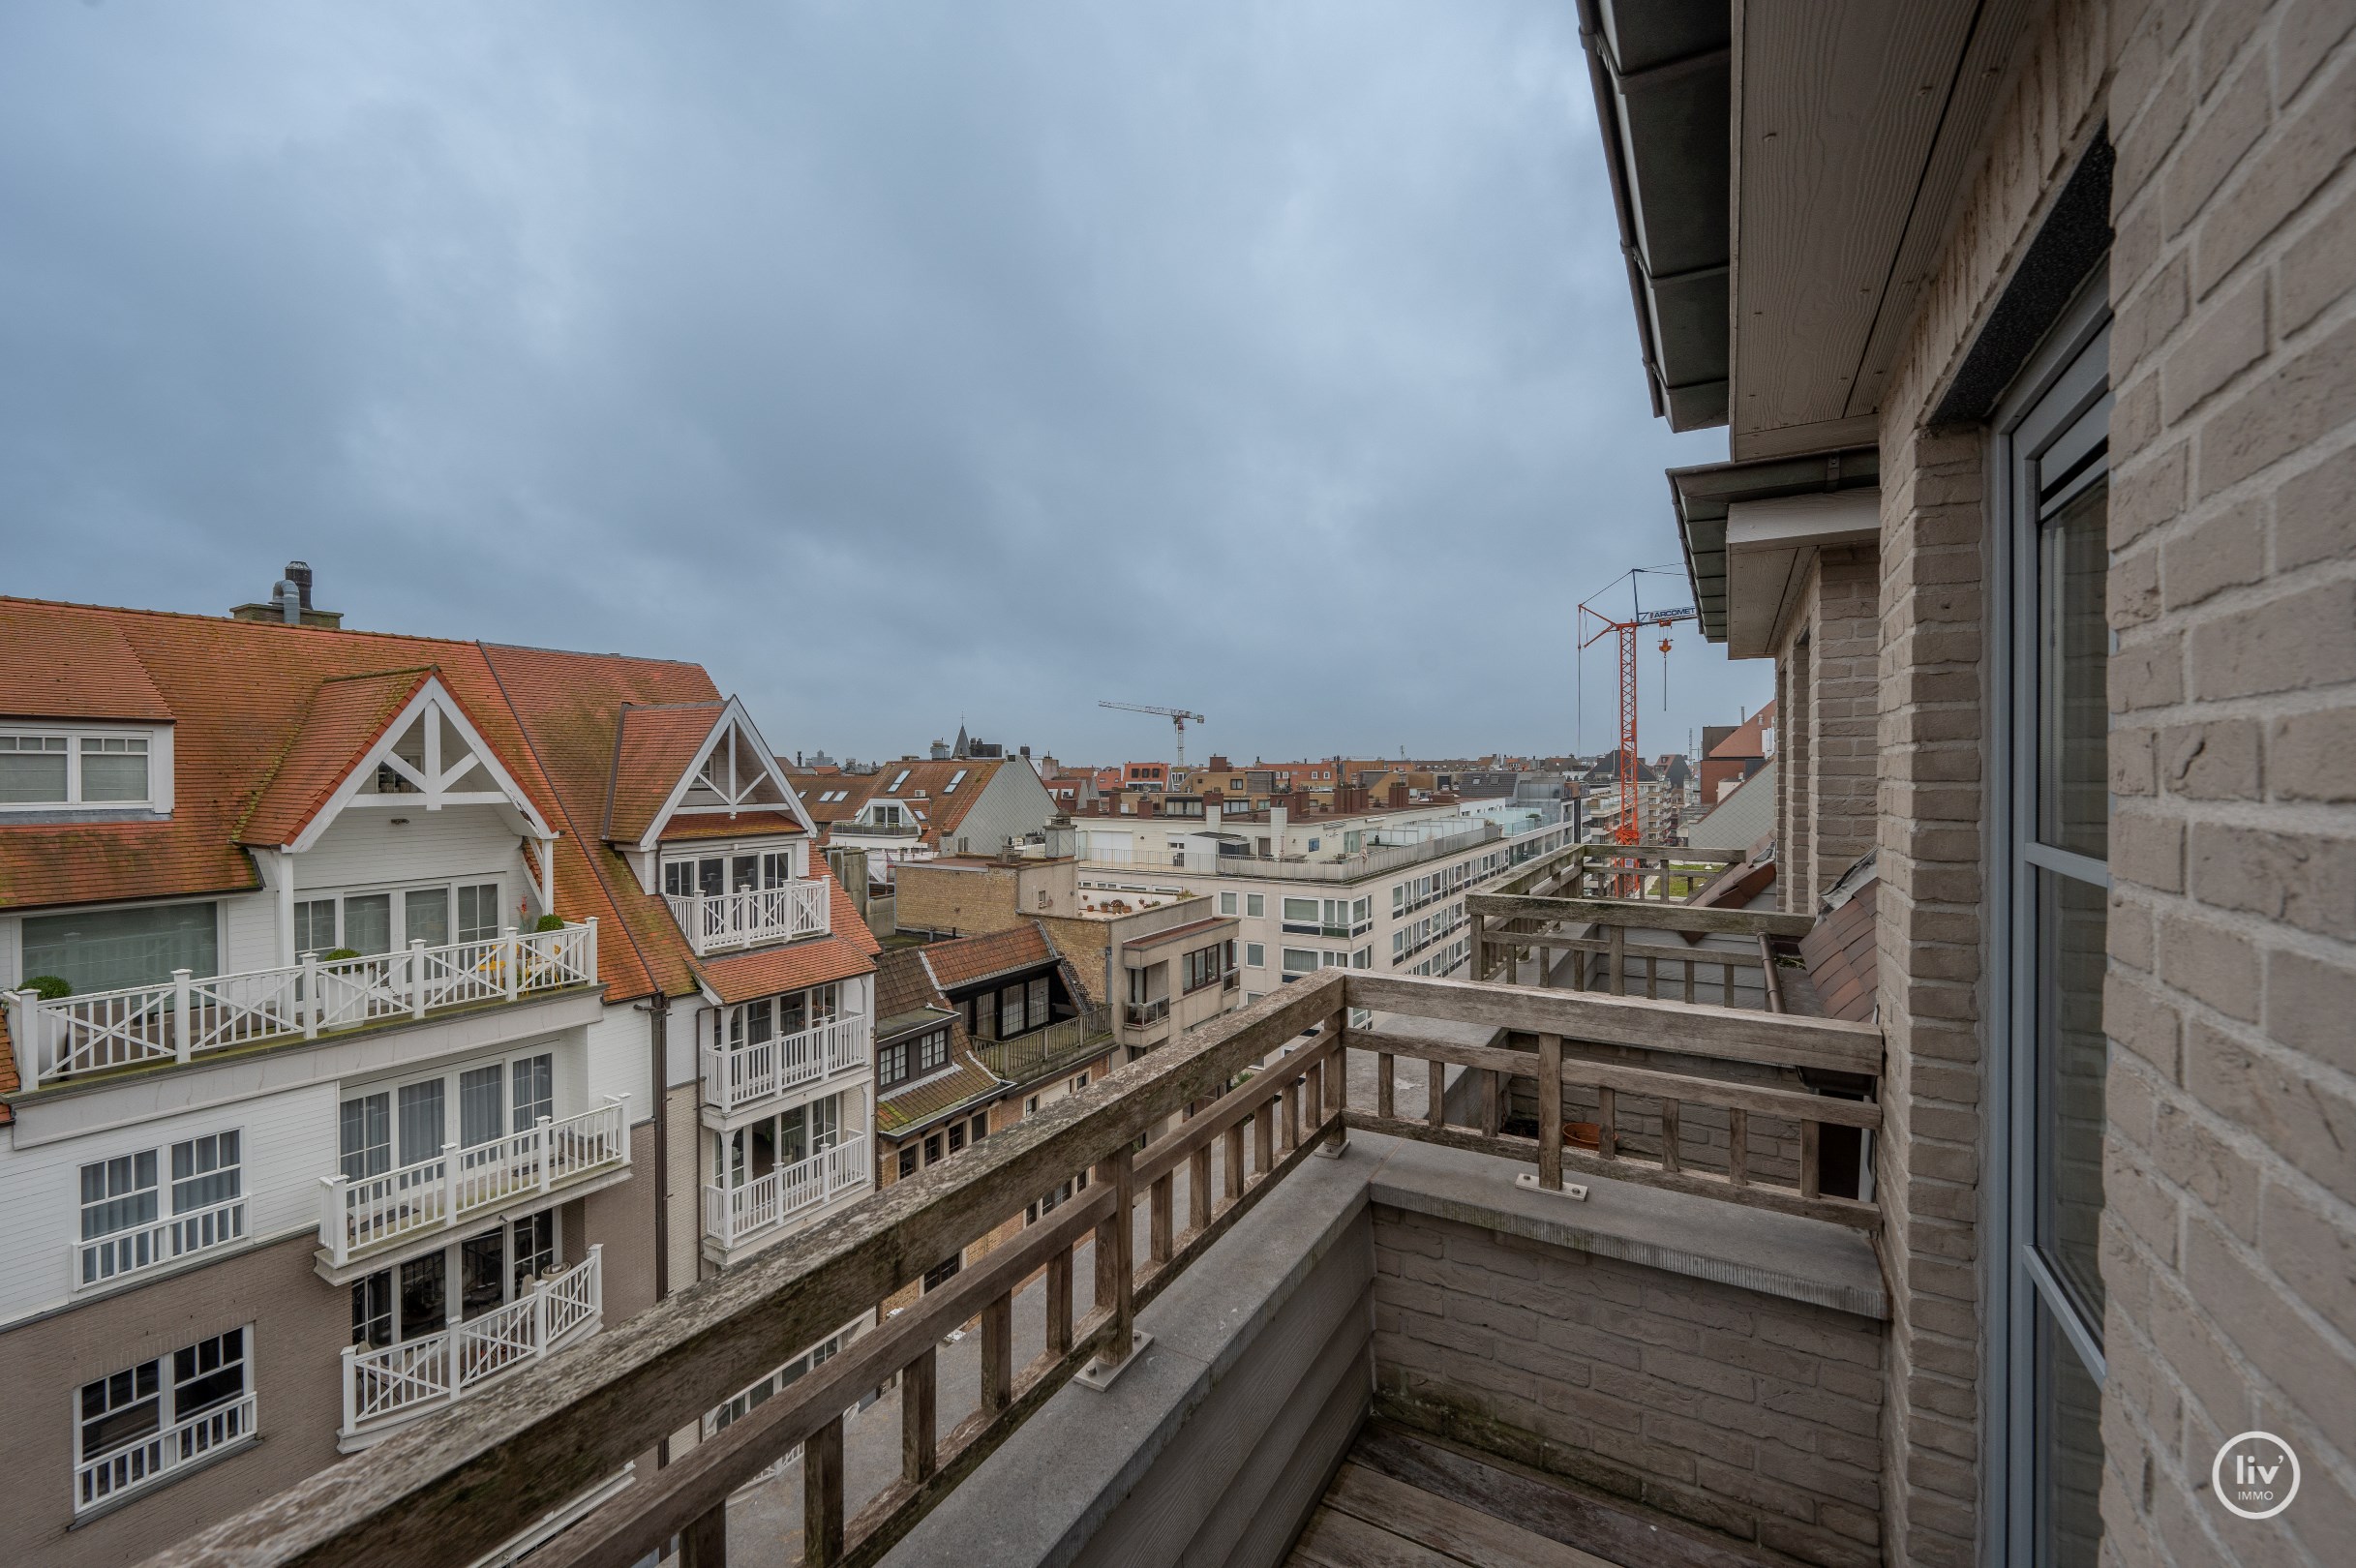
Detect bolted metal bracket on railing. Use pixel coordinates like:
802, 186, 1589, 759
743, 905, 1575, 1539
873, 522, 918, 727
1072, 1330, 1154, 1392
1513, 1172, 1591, 1201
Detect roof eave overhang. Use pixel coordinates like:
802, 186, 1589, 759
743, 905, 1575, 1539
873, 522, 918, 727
1579, 0, 1733, 434
1667, 448, 1882, 651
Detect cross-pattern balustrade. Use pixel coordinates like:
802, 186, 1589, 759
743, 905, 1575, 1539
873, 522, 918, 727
342, 1249, 604, 1439
665, 881, 830, 955
8, 920, 599, 1088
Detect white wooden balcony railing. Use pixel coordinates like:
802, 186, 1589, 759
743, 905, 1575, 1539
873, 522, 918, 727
318, 1099, 630, 1268
9, 920, 599, 1089
664, 881, 830, 956
75, 1391, 258, 1517
701, 1013, 869, 1114
341, 1248, 603, 1439
701, 1136, 869, 1250
75, 1195, 247, 1292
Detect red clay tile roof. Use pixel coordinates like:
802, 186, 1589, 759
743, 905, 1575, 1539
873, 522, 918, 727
919, 921, 1056, 991
0, 602, 561, 918
658, 811, 805, 842
785, 769, 882, 826
603, 703, 726, 845
237, 668, 436, 848
0, 603, 173, 722
1796, 878, 1878, 1025
875, 947, 953, 1028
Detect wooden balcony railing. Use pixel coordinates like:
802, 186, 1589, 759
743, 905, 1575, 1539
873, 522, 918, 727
145, 970, 1880, 1568
9, 921, 600, 1088
665, 881, 830, 955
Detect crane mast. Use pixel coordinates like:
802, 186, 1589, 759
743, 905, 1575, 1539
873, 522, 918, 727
1578, 573, 1696, 891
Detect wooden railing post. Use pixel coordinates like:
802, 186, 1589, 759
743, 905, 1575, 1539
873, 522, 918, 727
321, 1175, 349, 1267
1608, 924, 1626, 995
1535, 1033, 1562, 1192
1800, 1119, 1822, 1200
1595, 1087, 1617, 1161
680, 1504, 727, 1568
1223, 1120, 1245, 1215
409, 940, 429, 1018
172, 969, 193, 1065
1729, 1106, 1749, 1187
501, 927, 521, 1003
1149, 1172, 1173, 1268
804, 1414, 844, 1567
1319, 1015, 1347, 1155
1426, 1055, 1445, 1130
440, 1141, 461, 1227
1090, 1146, 1137, 1377
1660, 1099, 1682, 1174
301, 950, 320, 1039
902, 1344, 937, 1484
982, 1291, 1012, 1414
1189, 1142, 1212, 1233
1046, 1245, 1073, 1357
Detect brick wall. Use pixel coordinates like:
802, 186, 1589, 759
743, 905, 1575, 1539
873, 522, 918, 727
1781, 639, 1813, 913
892, 862, 1023, 937
1371, 1206, 1885, 1568
1868, 3, 2116, 1563
1805, 546, 1882, 907
2097, 2, 2356, 1562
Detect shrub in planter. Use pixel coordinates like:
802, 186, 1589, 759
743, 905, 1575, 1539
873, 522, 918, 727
19, 975, 72, 1000
318, 948, 362, 962
532, 914, 567, 933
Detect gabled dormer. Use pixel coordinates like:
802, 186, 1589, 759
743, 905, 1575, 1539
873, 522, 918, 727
241, 669, 554, 853
0, 609, 176, 823
605, 701, 829, 954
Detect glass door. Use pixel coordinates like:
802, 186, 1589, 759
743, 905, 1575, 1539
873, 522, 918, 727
2004, 301, 2111, 1568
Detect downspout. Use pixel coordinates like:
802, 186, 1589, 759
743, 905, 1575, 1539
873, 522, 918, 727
635, 990, 673, 1468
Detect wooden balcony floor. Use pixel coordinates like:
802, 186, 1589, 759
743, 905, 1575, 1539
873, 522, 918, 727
1290, 1424, 1780, 1568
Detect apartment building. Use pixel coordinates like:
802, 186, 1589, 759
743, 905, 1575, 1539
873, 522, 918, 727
1699, 701, 1776, 811
1070, 796, 1574, 993
788, 752, 1060, 885
0, 593, 877, 1567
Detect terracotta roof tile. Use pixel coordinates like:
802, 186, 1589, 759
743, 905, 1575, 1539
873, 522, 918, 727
0, 604, 172, 721
237, 668, 435, 848
877, 1052, 1000, 1135
919, 921, 1057, 992
658, 811, 804, 842
604, 703, 726, 845
874, 947, 951, 1026
1797, 878, 1878, 1025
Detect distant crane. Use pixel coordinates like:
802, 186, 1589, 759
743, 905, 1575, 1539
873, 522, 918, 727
1100, 701, 1206, 769
1577, 568, 1696, 857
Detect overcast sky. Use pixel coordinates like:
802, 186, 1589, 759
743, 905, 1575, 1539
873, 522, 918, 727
1, 3, 1767, 766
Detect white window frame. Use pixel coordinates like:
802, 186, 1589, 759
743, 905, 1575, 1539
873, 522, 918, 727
0, 724, 171, 813
73, 1325, 255, 1515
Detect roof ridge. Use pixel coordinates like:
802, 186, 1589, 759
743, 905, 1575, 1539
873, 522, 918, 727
316, 664, 438, 686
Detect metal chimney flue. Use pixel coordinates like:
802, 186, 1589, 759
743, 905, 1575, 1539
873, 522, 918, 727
276, 581, 301, 624
285, 560, 314, 610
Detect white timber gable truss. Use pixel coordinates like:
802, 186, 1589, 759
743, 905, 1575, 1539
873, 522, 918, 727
632, 699, 818, 853
273, 677, 561, 916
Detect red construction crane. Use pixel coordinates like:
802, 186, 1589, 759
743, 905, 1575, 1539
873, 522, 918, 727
1578, 570, 1697, 861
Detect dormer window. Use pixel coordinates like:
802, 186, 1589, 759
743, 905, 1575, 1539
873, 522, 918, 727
1, 730, 161, 809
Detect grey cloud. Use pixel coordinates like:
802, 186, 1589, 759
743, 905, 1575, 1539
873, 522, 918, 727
0, 2, 1766, 763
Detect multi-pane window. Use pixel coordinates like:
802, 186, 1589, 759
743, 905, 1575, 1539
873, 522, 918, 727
170, 1132, 240, 1215
1181, 943, 1226, 993
79, 1153, 158, 1252
2, 731, 155, 807
289, 882, 499, 958
918, 1029, 949, 1074
74, 1328, 253, 1513
340, 1050, 555, 1182
1245, 894, 1264, 918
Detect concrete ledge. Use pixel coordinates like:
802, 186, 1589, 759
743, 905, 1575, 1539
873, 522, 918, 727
1361, 1132, 1887, 1319
882, 1139, 1378, 1568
